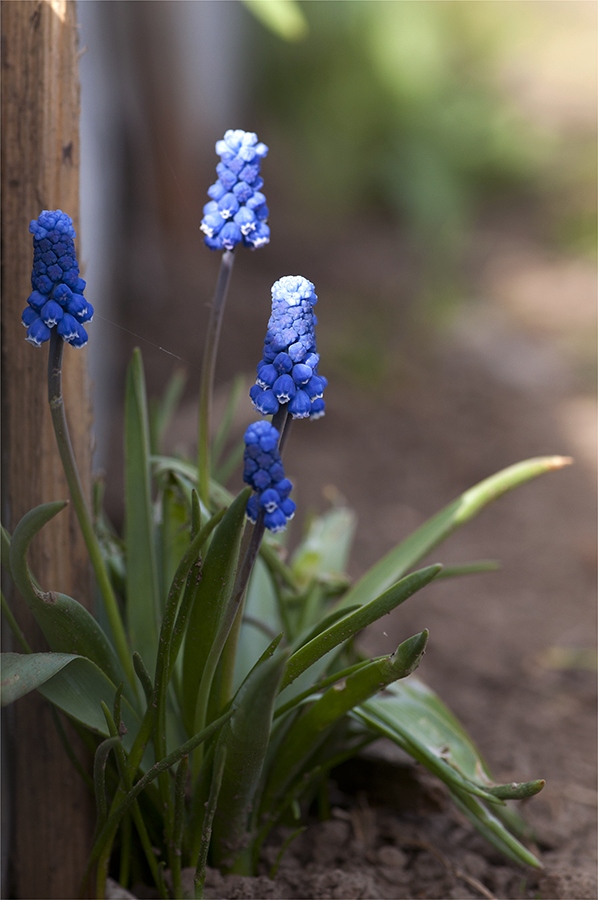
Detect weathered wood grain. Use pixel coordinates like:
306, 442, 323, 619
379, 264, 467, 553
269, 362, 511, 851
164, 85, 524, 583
1, 1, 94, 896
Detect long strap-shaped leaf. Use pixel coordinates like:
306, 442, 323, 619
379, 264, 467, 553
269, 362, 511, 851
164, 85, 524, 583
353, 677, 543, 868
181, 488, 250, 735
125, 349, 161, 674
281, 564, 441, 691
1, 651, 80, 705
335, 456, 571, 612
8, 501, 129, 695
1, 651, 140, 747
263, 631, 428, 812
210, 650, 289, 875
451, 787, 542, 869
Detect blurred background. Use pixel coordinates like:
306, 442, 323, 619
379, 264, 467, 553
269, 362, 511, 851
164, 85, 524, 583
77, 0, 596, 688
77, 1, 596, 881
78, 0, 596, 479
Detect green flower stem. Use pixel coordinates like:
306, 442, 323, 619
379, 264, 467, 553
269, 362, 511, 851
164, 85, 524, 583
211, 523, 254, 712
47, 331, 135, 692
271, 406, 290, 448
197, 249, 236, 508
277, 412, 293, 454
213, 407, 292, 709
192, 409, 291, 770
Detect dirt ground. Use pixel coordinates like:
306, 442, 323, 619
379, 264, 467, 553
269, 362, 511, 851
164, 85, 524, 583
105, 204, 596, 900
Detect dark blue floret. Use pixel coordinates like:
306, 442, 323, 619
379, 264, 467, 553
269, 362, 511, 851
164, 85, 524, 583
242, 421, 295, 533
22, 210, 92, 348
200, 130, 270, 251
250, 276, 327, 420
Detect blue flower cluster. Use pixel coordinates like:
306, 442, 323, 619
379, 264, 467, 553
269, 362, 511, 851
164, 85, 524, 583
22, 210, 92, 348
200, 130, 270, 251
250, 276, 326, 420
243, 421, 295, 532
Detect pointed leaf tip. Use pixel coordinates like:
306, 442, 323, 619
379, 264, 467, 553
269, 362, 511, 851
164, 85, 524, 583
488, 779, 546, 800
548, 455, 573, 469
392, 629, 429, 678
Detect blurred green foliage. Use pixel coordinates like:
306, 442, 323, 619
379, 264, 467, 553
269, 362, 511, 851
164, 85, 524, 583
242, 0, 309, 42
253, 2, 550, 256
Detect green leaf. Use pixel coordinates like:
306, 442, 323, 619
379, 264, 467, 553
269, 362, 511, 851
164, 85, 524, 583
150, 455, 234, 511
211, 650, 289, 874
281, 564, 441, 691
214, 440, 245, 487
241, 0, 309, 41
357, 677, 544, 802
125, 349, 161, 673
159, 477, 191, 608
8, 502, 129, 694
336, 456, 571, 612
1, 651, 77, 705
263, 632, 428, 810
149, 367, 187, 456
451, 787, 543, 869
181, 488, 250, 734
291, 506, 357, 588
353, 676, 543, 867
1, 651, 140, 745
290, 604, 362, 653
212, 375, 246, 470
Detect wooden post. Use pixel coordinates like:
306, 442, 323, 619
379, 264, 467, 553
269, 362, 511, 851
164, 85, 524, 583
1, 1, 94, 896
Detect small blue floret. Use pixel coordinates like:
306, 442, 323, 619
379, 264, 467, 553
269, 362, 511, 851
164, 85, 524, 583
242, 421, 295, 533
250, 276, 327, 420
22, 211, 90, 348
201, 129, 270, 252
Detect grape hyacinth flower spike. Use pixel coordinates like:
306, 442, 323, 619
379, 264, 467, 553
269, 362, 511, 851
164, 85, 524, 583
243, 421, 296, 532
250, 276, 327, 420
200, 129, 270, 251
22, 210, 93, 348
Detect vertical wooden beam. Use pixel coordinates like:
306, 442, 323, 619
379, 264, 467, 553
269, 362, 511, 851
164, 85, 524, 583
1, 1, 94, 896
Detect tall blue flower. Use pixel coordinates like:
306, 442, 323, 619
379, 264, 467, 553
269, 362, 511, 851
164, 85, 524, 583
22, 210, 93, 348
250, 276, 327, 420
243, 421, 295, 532
200, 130, 270, 251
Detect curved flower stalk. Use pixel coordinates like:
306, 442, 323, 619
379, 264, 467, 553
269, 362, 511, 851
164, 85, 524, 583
250, 276, 327, 420
18, 210, 134, 690
200, 129, 270, 251
197, 129, 270, 507
22, 210, 93, 348
243, 421, 296, 533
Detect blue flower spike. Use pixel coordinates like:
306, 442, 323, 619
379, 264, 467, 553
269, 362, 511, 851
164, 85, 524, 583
200, 129, 270, 251
22, 210, 93, 348
251, 276, 327, 420
243, 421, 296, 532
